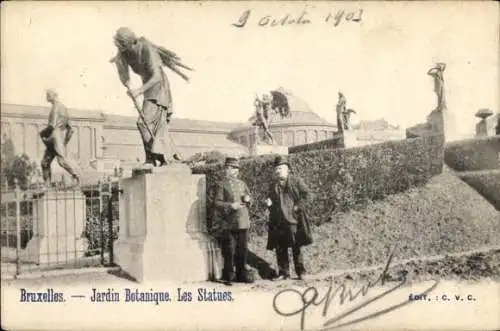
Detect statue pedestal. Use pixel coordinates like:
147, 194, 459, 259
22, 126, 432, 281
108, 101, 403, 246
252, 143, 289, 156
114, 164, 210, 283
427, 109, 458, 142
342, 130, 358, 148
21, 189, 88, 265
476, 120, 489, 137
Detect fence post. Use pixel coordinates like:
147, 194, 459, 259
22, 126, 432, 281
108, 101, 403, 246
108, 185, 114, 266
99, 181, 105, 266
14, 179, 21, 277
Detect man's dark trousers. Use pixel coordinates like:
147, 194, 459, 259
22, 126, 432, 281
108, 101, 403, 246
220, 229, 248, 281
275, 223, 305, 277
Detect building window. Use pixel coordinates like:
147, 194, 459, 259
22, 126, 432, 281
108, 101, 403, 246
26, 124, 39, 159
1, 122, 11, 139
295, 130, 306, 145
284, 131, 294, 146
81, 126, 92, 159
318, 130, 327, 142
271, 131, 282, 145
67, 126, 79, 159
93, 128, 97, 159
12, 122, 25, 155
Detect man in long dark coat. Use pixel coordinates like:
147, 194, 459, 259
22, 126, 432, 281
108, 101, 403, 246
265, 155, 313, 280
215, 157, 253, 285
111, 27, 192, 168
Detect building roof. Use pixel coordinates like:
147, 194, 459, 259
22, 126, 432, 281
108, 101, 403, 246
104, 113, 241, 133
1, 103, 242, 133
1, 103, 105, 121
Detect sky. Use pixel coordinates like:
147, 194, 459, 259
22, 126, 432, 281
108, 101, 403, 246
1, 1, 499, 136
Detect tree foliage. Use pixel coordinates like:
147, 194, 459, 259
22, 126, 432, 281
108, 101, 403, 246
1, 135, 38, 190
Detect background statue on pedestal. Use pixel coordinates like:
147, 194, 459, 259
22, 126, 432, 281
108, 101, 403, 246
110, 27, 193, 171
253, 90, 291, 145
428, 62, 447, 112
426, 62, 456, 137
39, 89, 81, 188
336, 92, 357, 132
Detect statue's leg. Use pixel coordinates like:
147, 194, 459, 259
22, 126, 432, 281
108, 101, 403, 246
41, 147, 55, 185
146, 102, 169, 165
53, 136, 80, 185
136, 119, 154, 165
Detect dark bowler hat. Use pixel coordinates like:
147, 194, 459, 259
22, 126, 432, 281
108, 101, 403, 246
224, 157, 240, 168
274, 155, 290, 168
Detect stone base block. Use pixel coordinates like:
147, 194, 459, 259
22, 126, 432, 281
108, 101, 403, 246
114, 235, 209, 283
343, 130, 358, 148
21, 236, 88, 265
114, 163, 210, 283
20, 188, 88, 265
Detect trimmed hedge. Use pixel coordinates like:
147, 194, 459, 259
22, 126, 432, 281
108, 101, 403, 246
444, 136, 500, 172
459, 170, 500, 211
193, 134, 444, 236
289, 134, 344, 154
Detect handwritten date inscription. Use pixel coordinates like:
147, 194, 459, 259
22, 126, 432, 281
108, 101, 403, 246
232, 9, 363, 28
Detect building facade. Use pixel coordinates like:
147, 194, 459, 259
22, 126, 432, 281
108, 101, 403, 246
1, 89, 405, 181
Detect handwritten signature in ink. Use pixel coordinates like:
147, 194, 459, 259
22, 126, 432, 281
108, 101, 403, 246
272, 248, 440, 330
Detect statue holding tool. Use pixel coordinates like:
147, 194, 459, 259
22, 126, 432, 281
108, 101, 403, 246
110, 27, 193, 170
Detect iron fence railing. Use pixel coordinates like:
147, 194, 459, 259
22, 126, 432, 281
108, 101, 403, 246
0, 178, 120, 277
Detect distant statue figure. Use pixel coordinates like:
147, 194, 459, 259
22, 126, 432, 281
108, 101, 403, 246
336, 92, 346, 133
110, 27, 193, 170
336, 92, 357, 131
39, 89, 81, 188
428, 63, 447, 112
254, 94, 275, 144
252, 90, 291, 145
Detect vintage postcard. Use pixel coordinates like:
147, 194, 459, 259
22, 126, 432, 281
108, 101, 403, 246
1, 1, 499, 330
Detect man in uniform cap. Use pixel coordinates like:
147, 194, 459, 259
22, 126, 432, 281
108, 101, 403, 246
215, 157, 253, 285
265, 155, 313, 280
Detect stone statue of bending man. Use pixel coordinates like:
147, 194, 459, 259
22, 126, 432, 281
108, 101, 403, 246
111, 27, 192, 169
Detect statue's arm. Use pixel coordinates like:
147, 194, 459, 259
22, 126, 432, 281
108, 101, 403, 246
114, 54, 131, 88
